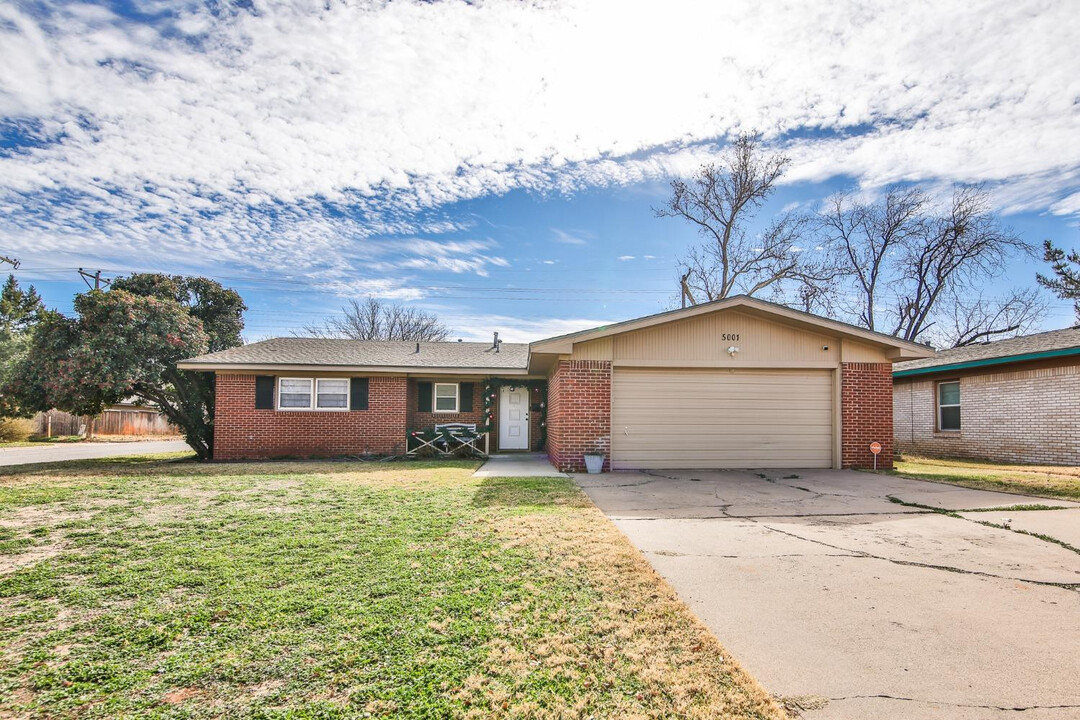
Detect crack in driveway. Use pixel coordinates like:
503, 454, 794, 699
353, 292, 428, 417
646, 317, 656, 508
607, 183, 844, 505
827, 693, 1080, 712
753, 520, 1080, 590
611, 509, 932, 520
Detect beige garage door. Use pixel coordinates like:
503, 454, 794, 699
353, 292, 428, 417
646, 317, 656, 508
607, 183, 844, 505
611, 368, 834, 469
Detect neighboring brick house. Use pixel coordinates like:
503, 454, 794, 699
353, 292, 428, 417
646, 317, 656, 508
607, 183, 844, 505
179, 295, 933, 470
893, 328, 1080, 465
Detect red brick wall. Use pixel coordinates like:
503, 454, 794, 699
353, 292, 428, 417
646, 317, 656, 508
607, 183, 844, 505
214, 374, 408, 460
842, 362, 893, 469
547, 360, 611, 472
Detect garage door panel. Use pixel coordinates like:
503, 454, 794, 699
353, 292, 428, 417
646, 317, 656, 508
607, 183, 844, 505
627, 424, 832, 435
624, 411, 831, 423
611, 368, 834, 469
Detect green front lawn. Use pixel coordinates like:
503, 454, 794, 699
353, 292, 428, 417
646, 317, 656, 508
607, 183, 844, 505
893, 455, 1080, 501
0, 458, 781, 719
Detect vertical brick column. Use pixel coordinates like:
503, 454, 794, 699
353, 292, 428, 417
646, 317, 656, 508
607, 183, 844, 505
213, 374, 408, 460
547, 360, 612, 472
842, 362, 894, 469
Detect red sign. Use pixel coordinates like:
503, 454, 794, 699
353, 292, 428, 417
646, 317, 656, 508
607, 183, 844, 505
869, 441, 882, 455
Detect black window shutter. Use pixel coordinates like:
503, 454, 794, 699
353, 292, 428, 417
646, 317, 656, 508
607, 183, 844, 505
459, 382, 474, 412
255, 375, 275, 409
418, 381, 433, 412
350, 377, 369, 411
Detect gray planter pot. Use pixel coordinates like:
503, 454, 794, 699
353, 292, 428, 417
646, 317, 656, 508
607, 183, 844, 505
583, 454, 605, 474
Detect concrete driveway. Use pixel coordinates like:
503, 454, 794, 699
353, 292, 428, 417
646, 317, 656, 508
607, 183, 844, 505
0, 440, 191, 468
577, 469, 1080, 719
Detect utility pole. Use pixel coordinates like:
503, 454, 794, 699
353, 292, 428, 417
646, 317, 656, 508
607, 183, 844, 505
680, 271, 698, 308
78, 268, 111, 290
0, 255, 19, 269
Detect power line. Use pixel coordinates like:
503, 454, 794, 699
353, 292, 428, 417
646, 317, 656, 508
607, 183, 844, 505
7, 264, 1076, 312
9, 266, 1073, 305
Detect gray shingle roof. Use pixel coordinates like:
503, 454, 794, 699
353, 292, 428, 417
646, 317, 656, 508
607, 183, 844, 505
178, 338, 529, 370
894, 327, 1080, 373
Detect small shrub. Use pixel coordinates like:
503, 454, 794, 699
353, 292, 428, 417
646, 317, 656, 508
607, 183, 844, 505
0, 418, 35, 443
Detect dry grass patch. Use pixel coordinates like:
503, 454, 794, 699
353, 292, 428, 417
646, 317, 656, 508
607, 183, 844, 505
893, 455, 1080, 501
485, 503, 780, 719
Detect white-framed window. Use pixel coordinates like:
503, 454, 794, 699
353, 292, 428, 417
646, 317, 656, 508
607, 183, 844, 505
277, 377, 350, 411
434, 382, 459, 413
937, 380, 960, 431
316, 378, 349, 409
278, 378, 314, 409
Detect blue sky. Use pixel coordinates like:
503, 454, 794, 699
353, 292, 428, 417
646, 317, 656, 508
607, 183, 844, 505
1, 0, 1078, 343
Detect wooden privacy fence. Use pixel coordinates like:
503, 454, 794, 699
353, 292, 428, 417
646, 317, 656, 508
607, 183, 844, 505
33, 410, 83, 437
33, 408, 179, 437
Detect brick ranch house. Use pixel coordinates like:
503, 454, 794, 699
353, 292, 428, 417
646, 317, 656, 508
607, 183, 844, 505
893, 327, 1080, 465
178, 296, 933, 471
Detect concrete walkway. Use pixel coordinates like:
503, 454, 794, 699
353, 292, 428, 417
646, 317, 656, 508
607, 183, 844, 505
472, 453, 566, 478
578, 468, 1080, 719
0, 440, 191, 469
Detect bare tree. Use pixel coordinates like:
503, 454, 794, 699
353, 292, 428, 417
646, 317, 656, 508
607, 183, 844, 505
300, 298, 450, 341
658, 133, 828, 301
937, 288, 1045, 347
817, 184, 1042, 347
816, 188, 927, 332
890, 186, 1034, 343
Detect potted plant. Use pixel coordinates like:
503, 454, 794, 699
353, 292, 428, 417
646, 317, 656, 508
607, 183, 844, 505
583, 445, 605, 474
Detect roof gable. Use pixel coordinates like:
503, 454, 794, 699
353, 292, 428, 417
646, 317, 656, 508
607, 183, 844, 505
530, 295, 935, 359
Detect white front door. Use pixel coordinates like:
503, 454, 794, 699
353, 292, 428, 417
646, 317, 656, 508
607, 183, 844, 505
498, 385, 530, 450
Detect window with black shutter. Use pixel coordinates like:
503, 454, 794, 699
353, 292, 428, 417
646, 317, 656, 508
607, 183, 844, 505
418, 381, 433, 412
350, 377, 369, 411
255, 375, 275, 409
459, 382, 474, 412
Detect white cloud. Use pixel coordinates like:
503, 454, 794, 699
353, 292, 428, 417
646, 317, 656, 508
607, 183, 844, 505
550, 228, 592, 245
379, 239, 508, 277
617, 255, 635, 261
443, 314, 614, 344
0, 0, 1078, 285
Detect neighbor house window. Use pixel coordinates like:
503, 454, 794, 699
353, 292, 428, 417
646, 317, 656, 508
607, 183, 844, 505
278, 378, 314, 409
434, 383, 459, 413
316, 379, 349, 409
938, 381, 961, 431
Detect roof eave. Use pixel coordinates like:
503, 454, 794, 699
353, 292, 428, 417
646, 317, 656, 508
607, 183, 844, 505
893, 346, 1080, 378
175, 362, 531, 375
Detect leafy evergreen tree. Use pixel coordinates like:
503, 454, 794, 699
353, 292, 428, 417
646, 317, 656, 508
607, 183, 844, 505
1037, 239, 1080, 325
1, 274, 245, 459
0, 275, 45, 404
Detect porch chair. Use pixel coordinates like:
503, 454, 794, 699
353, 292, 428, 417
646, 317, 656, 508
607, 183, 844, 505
407, 423, 486, 457
435, 423, 486, 457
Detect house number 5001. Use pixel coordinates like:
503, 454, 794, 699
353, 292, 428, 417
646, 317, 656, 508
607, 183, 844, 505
721, 333, 740, 341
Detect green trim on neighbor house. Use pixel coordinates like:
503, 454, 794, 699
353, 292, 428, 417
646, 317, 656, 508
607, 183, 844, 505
893, 346, 1080, 378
